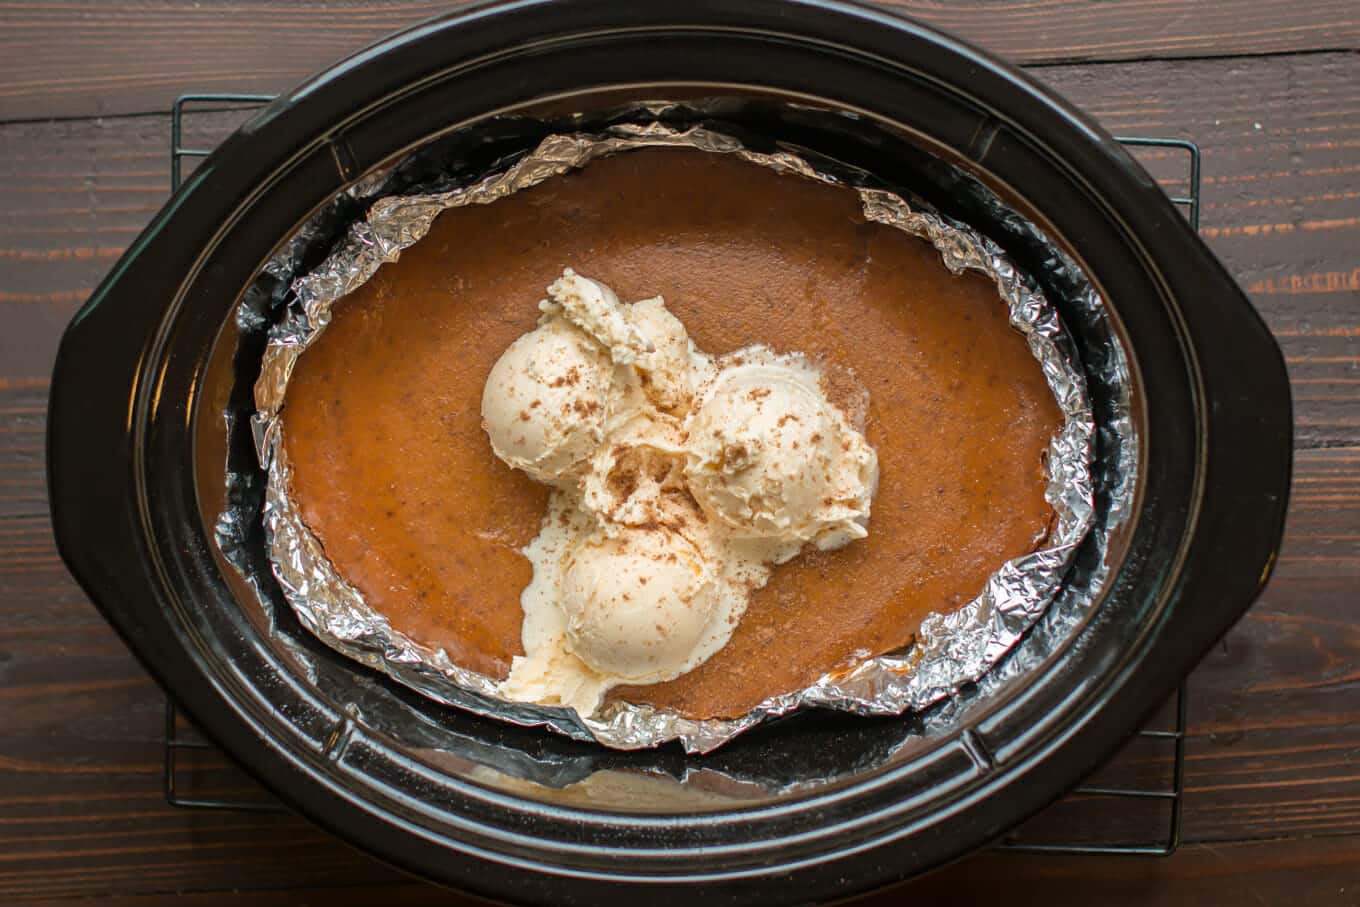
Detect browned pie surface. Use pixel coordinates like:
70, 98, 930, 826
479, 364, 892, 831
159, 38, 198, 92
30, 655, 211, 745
283, 148, 1061, 719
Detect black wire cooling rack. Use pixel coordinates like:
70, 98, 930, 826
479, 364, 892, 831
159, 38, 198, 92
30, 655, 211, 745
162, 95, 1198, 856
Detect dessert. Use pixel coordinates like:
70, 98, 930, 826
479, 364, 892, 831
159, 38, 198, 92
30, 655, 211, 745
485, 269, 878, 714
280, 147, 1062, 720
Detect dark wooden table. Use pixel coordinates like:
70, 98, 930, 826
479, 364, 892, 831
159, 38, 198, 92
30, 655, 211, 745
2, 2, 1358, 904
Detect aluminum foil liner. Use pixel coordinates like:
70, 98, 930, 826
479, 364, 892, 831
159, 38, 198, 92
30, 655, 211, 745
248, 123, 1111, 754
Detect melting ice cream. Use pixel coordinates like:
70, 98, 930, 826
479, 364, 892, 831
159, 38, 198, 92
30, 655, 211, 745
482, 269, 879, 716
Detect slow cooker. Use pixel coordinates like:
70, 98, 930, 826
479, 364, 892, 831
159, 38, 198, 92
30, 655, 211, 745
48, 1, 1292, 903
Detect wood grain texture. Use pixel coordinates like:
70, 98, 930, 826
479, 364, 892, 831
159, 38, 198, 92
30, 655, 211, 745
0, 107, 257, 379
908, 835, 1360, 906
1183, 446, 1360, 841
1028, 54, 1360, 448
0, 0, 1357, 121
1, 45, 1358, 905
0, 383, 46, 518
3, 836, 1360, 905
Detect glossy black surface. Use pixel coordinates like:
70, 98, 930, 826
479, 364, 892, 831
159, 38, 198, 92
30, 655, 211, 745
48, 1, 1292, 904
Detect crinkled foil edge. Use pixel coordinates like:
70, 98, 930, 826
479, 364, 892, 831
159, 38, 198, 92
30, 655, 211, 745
250, 124, 1100, 754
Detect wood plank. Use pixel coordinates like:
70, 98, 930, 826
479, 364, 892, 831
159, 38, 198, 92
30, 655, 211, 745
0, 509, 405, 900
0, 383, 46, 518
1041, 52, 1360, 445
1186, 469, 1360, 828
0, 107, 258, 380
0, 0, 1356, 121
910, 835, 1360, 906
1183, 447, 1360, 841
4, 828, 1360, 905
2, 51, 1358, 901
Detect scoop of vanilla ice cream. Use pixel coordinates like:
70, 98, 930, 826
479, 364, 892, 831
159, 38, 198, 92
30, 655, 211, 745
499, 643, 609, 717
685, 359, 878, 546
560, 529, 717, 682
481, 316, 612, 483
626, 296, 711, 412
543, 268, 652, 365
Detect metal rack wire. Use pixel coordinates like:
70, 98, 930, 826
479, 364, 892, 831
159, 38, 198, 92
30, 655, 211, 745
997, 136, 1200, 856
162, 95, 1197, 855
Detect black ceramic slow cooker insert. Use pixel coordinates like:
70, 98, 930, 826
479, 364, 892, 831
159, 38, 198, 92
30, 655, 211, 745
48, 1, 1292, 903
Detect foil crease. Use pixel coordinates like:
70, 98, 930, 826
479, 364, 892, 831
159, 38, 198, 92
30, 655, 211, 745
251, 124, 1108, 754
